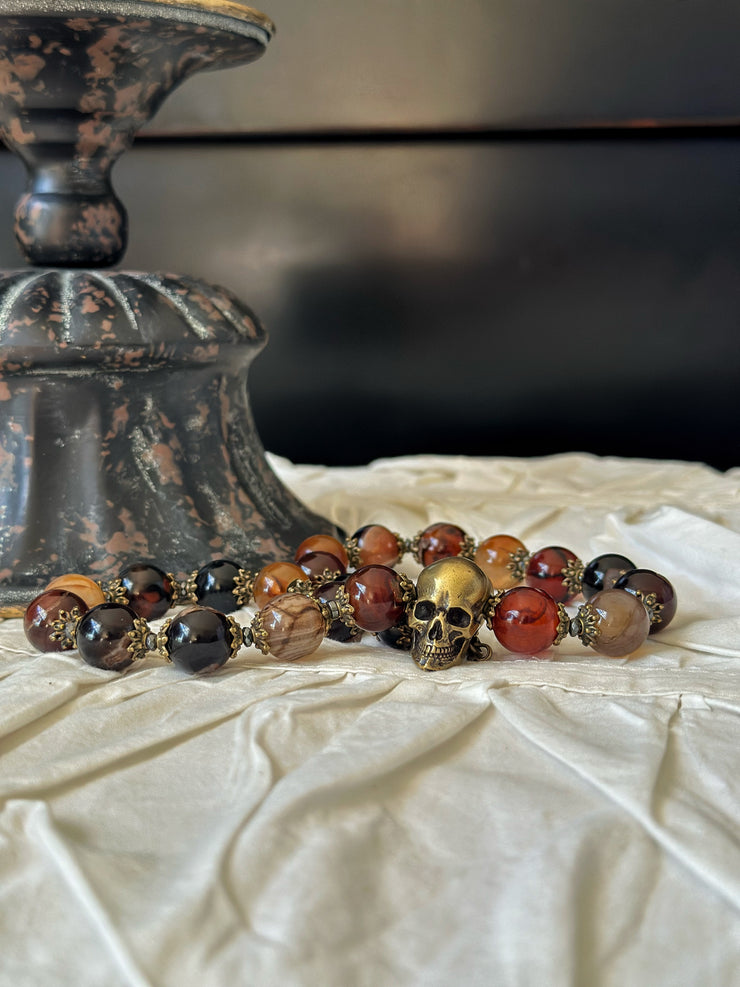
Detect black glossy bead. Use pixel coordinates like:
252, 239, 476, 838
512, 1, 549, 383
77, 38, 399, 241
77, 603, 139, 672
119, 563, 174, 619
165, 606, 235, 674
377, 620, 413, 651
582, 553, 636, 600
613, 568, 677, 634
194, 559, 242, 613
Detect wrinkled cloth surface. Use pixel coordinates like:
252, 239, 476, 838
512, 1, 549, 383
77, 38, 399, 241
1, 453, 740, 987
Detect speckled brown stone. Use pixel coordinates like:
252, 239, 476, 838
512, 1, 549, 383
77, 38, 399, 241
0, 9, 271, 266
0, 8, 339, 604
0, 270, 341, 605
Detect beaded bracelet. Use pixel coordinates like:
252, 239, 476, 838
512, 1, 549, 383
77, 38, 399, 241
20, 521, 677, 674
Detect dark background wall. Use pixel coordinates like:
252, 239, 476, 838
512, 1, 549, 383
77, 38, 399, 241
1, 0, 738, 467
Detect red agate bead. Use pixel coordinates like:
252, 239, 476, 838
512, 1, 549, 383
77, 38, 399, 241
417, 523, 468, 566
344, 564, 406, 632
492, 586, 560, 655
294, 534, 349, 569
525, 546, 580, 603
24, 589, 88, 652
351, 524, 401, 567
165, 605, 236, 674
613, 569, 677, 633
252, 562, 305, 608
76, 602, 139, 672
582, 589, 650, 657
119, 563, 173, 619
474, 534, 526, 590
257, 593, 326, 661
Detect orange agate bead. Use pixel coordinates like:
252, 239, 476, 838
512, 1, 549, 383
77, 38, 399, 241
45, 573, 106, 609
252, 562, 306, 608
294, 534, 349, 569
474, 535, 526, 590
351, 524, 401, 567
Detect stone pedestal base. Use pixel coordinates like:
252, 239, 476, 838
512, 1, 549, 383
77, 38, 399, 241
0, 269, 338, 605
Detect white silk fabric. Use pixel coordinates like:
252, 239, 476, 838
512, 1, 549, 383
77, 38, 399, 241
1, 453, 739, 986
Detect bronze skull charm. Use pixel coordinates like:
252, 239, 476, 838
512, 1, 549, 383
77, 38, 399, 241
407, 557, 492, 670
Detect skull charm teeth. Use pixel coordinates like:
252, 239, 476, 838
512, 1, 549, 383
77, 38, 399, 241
407, 557, 492, 671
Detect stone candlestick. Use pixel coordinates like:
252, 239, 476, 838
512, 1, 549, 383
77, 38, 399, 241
0, 1, 338, 605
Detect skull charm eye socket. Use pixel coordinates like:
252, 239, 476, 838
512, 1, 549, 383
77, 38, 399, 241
447, 607, 471, 628
414, 600, 435, 622
407, 557, 492, 671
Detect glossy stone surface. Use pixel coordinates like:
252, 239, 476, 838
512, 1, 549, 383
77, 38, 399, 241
344, 565, 406, 633
352, 524, 401, 567
585, 589, 651, 657
492, 586, 560, 655
259, 593, 326, 661
525, 546, 580, 603
295, 534, 349, 569
474, 534, 527, 589
76, 602, 138, 672
24, 589, 88, 653
298, 551, 346, 580
166, 606, 235, 674
252, 562, 306, 608
417, 523, 467, 566
582, 554, 636, 600
613, 569, 677, 633
45, 573, 106, 609
377, 621, 412, 650
119, 564, 174, 620
194, 560, 243, 614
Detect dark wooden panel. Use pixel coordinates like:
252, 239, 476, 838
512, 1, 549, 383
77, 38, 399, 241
0, 136, 737, 467
145, 0, 740, 134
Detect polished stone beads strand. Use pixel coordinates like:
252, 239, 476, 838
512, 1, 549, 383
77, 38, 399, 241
21, 521, 677, 673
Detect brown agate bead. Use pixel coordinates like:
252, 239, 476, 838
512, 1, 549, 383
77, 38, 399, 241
298, 551, 346, 579
76, 603, 139, 672
252, 562, 306, 608
119, 563, 174, 620
344, 564, 406, 632
351, 524, 401, 567
613, 569, 677, 633
525, 546, 580, 603
581, 554, 635, 600
45, 573, 106, 609
492, 586, 560, 655
474, 534, 526, 590
584, 589, 651, 657
24, 589, 88, 652
294, 534, 349, 569
417, 523, 468, 566
257, 593, 326, 661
